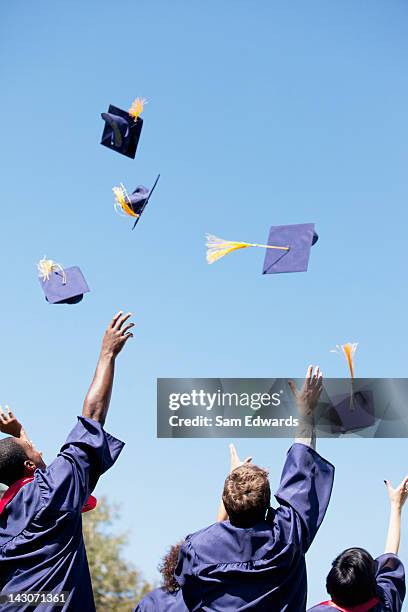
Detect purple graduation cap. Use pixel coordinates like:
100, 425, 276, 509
101, 104, 143, 159
113, 174, 160, 229
327, 390, 375, 433
262, 223, 318, 274
37, 258, 90, 304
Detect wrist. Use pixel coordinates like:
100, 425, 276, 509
99, 348, 116, 362
391, 500, 403, 510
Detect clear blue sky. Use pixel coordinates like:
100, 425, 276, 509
1, 0, 408, 606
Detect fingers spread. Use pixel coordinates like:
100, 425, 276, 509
121, 322, 135, 336
305, 365, 313, 381
110, 311, 124, 328
115, 312, 132, 331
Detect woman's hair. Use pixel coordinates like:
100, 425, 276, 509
326, 547, 377, 607
0, 438, 27, 486
158, 542, 183, 593
222, 464, 270, 527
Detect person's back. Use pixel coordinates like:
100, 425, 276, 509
0, 418, 123, 609
176, 367, 335, 611
0, 311, 134, 611
308, 476, 408, 612
135, 543, 188, 611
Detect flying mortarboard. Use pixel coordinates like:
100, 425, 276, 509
113, 174, 160, 229
206, 223, 318, 274
326, 389, 375, 433
101, 98, 146, 159
37, 257, 90, 304
262, 223, 318, 274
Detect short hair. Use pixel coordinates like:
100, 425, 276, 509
222, 464, 270, 527
158, 542, 183, 593
326, 548, 377, 607
0, 437, 28, 486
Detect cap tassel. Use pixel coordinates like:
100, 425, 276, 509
128, 97, 147, 121
37, 257, 67, 285
331, 343, 358, 410
113, 184, 140, 219
206, 234, 289, 264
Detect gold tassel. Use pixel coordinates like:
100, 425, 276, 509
128, 97, 147, 121
112, 184, 139, 219
206, 234, 289, 264
37, 257, 67, 285
331, 343, 358, 379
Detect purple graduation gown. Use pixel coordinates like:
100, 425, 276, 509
175, 443, 335, 612
0, 417, 124, 611
135, 588, 188, 610
308, 553, 406, 612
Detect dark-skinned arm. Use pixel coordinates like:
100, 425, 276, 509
82, 311, 134, 426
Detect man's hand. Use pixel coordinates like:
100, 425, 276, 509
288, 365, 323, 417
0, 406, 23, 437
101, 311, 135, 359
385, 476, 408, 511
83, 311, 135, 426
229, 443, 252, 473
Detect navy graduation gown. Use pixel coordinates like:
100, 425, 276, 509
175, 443, 335, 611
135, 588, 188, 611
308, 553, 406, 612
0, 417, 124, 611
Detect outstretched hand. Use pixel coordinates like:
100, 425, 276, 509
101, 311, 135, 358
288, 365, 323, 417
229, 443, 252, 473
385, 476, 408, 510
0, 406, 23, 438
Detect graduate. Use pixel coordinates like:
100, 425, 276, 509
135, 543, 187, 611
308, 477, 407, 611
175, 366, 335, 611
0, 311, 134, 611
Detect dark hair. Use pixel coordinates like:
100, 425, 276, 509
0, 438, 28, 486
222, 464, 270, 527
158, 542, 183, 593
326, 548, 377, 607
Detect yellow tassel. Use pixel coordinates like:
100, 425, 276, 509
206, 234, 289, 264
331, 343, 358, 379
128, 97, 147, 121
112, 184, 139, 219
37, 257, 67, 285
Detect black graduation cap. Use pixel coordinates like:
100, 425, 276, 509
101, 98, 145, 159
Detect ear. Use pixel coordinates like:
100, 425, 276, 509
23, 460, 36, 476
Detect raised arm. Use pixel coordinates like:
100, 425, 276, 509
82, 311, 134, 426
288, 365, 323, 450
216, 443, 252, 522
384, 476, 408, 554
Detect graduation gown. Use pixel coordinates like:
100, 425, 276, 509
0, 417, 124, 611
175, 443, 335, 611
308, 553, 406, 612
135, 588, 188, 611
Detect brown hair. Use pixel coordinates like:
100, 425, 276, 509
222, 464, 270, 527
158, 542, 183, 593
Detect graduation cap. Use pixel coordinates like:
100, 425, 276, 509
206, 223, 318, 274
37, 257, 90, 304
113, 174, 160, 229
100, 98, 146, 159
326, 390, 375, 434
262, 223, 318, 274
